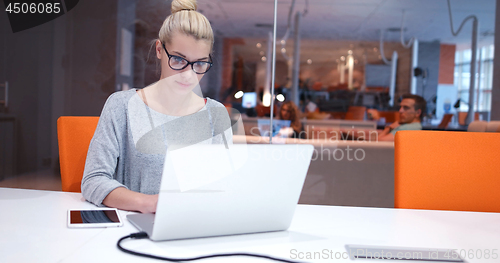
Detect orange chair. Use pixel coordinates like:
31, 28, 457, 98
344, 106, 366, 120
437, 113, 453, 129
57, 116, 99, 192
255, 104, 277, 117
311, 82, 323, 91
394, 130, 500, 212
376, 111, 400, 123
458, 112, 479, 126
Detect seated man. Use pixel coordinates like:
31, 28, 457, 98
377, 94, 425, 141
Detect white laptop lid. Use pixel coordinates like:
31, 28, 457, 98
128, 143, 313, 241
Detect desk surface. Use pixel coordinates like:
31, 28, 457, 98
1, 187, 499, 263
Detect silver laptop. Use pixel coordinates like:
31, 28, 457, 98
127, 143, 314, 241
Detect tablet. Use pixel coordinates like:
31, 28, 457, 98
67, 208, 124, 228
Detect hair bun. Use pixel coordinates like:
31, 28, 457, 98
171, 0, 197, 14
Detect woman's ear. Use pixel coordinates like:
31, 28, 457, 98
156, 40, 162, 59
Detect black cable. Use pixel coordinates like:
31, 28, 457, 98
117, 232, 307, 263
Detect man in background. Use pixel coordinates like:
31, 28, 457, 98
376, 94, 426, 141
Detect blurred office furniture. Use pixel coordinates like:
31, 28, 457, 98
395, 130, 500, 212
467, 120, 488, 132
467, 120, 500, 133
344, 106, 366, 120
353, 90, 389, 109
0, 114, 16, 180
317, 99, 350, 113
306, 111, 331, 120
311, 81, 323, 91
485, 121, 500, 132
240, 117, 377, 138
458, 111, 479, 126
377, 111, 399, 123
436, 113, 454, 129
255, 104, 277, 117
57, 116, 99, 192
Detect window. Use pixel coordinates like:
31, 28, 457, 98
454, 45, 494, 113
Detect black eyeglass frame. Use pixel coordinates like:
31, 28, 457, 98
162, 43, 213, 74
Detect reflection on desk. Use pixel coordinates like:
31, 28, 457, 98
1, 187, 499, 262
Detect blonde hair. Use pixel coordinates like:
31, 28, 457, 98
158, 0, 214, 51
279, 101, 303, 133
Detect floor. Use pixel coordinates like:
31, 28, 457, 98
0, 169, 62, 191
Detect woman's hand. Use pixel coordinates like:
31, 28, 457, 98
138, 194, 159, 214
102, 187, 158, 213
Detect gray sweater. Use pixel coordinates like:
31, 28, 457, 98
81, 89, 233, 206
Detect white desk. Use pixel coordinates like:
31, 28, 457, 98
1, 187, 499, 263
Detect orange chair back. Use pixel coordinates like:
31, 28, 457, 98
458, 112, 479, 126
378, 111, 400, 123
395, 130, 500, 212
344, 106, 366, 120
311, 82, 323, 91
255, 104, 277, 117
57, 116, 99, 192
437, 113, 453, 129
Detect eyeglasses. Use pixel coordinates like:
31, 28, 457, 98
162, 43, 213, 74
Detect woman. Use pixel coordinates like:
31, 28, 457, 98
278, 101, 306, 139
81, 0, 232, 213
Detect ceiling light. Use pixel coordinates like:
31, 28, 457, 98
276, 94, 285, 102
259, 51, 265, 56
234, 91, 244, 99
348, 50, 353, 55
281, 40, 286, 45
307, 59, 312, 64
340, 56, 345, 61
261, 56, 267, 62
256, 43, 262, 48
281, 48, 286, 53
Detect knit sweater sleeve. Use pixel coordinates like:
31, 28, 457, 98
81, 92, 127, 206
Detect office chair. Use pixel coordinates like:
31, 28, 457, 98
394, 130, 500, 213
344, 106, 366, 120
57, 116, 99, 192
437, 113, 453, 129
457, 111, 479, 126
486, 121, 500, 132
467, 120, 488, 132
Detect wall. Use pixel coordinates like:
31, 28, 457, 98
134, 0, 171, 88
115, 0, 136, 92
0, 7, 55, 173
255, 59, 288, 90
438, 44, 456, 85
416, 41, 441, 114
492, 0, 500, 121
0, 0, 121, 175
1, 0, 230, 175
